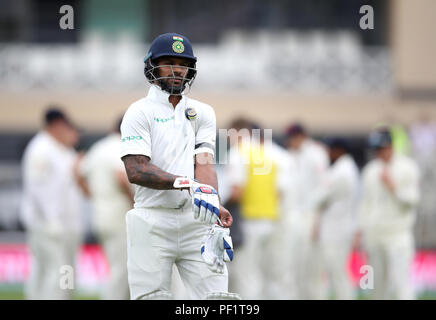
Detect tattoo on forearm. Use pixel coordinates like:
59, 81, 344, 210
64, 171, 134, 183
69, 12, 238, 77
122, 155, 178, 190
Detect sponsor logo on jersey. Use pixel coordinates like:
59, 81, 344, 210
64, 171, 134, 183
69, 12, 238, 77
122, 136, 143, 142
154, 115, 175, 123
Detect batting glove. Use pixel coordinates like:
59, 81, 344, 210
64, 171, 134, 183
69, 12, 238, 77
173, 177, 220, 225
200, 224, 234, 274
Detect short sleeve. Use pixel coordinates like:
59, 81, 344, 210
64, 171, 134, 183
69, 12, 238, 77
78, 152, 91, 177
120, 105, 152, 159
194, 104, 216, 157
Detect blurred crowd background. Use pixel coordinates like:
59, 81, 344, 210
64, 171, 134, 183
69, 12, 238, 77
0, 0, 436, 299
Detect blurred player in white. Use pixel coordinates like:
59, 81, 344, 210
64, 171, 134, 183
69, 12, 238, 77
226, 123, 293, 299
284, 123, 329, 299
120, 33, 238, 300
21, 108, 84, 300
354, 128, 420, 299
75, 117, 133, 300
312, 138, 360, 299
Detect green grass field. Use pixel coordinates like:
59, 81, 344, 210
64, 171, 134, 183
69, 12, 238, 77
1, 284, 435, 300
0, 284, 99, 300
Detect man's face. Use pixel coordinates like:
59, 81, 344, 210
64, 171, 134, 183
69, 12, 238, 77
287, 134, 305, 150
376, 145, 393, 163
155, 56, 192, 94
52, 120, 79, 147
329, 147, 343, 164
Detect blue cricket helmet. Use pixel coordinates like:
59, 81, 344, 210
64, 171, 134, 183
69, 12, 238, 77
368, 129, 392, 149
145, 33, 197, 63
144, 33, 197, 94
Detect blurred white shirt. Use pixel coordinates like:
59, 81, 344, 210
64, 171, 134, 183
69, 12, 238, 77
79, 133, 132, 233
289, 139, 330, 220
315, 154, 360, 242
21, 131, 83, 234
358, 153, 420, 236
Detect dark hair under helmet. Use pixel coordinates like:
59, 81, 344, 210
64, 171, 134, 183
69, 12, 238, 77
144, 33, 197, 95
368, 128, 392, 149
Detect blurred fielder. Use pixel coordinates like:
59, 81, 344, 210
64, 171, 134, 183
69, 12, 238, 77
312, 138, 360, 300
120, 33, 239, 300
21, 108, 84, 299
75, 118, 133, 300
354, 128, 420, 299
226, 124, 292, 299
284, 123, 329, 299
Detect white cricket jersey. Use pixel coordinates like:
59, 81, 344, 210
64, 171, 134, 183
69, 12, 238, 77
358, 153, 420, 236
20, 131, 83, 233
289, 139, 329, 217
120, 85, 216, 209
315, 154, 360, 242
79, 133, 132, 233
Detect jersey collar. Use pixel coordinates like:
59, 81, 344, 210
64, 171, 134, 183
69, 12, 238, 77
147, 84, 186, 108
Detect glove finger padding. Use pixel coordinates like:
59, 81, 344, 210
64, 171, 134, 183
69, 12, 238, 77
198, 194, 207, 222
207, 194, 219, 225
205, 193, 216, 224
222, 234, 234, 262
175, 178, 219, 225
192, 194, 201, 220
201, 225, 234, 274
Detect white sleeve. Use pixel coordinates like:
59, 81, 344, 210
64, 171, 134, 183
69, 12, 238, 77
394, 161, 420, 208
78, 151, 92, 178
120, 106, 152, 159
227, 147, 247, 186
356, 167, 370, 230
194, 104, 216, 157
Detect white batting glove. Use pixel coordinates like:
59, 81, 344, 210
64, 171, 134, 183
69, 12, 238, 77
173, 177, 220, 225
200, 224, 234, 274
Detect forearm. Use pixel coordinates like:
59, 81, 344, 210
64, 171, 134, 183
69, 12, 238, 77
194, 154, 219, 193
122, 155, 180, 190
115, 170, 135, 203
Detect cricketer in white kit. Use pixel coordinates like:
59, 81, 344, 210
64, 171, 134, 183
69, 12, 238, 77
120, 33, 239, 300
284, 124, 330, 299
355, 129, 420, 300
21, 108, 83, 300
312, 138, 360, 300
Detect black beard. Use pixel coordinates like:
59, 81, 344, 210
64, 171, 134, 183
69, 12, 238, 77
158, 78, 186, 95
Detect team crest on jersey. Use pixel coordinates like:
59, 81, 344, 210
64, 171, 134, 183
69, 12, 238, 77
172, 41, 185, 54
185, 108, 197, 120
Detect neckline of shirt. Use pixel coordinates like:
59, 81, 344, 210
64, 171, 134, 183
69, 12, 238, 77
147, 85, 187, 111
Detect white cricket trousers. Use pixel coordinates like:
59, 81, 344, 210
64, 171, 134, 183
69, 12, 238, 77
233, 219, 276, 300
126, 206, 228, 300
364, 231, 415, 300
320, 241, 354, 300
26, 230, 81, 300
287, 216, 327, 300
97, 229, 130, 300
